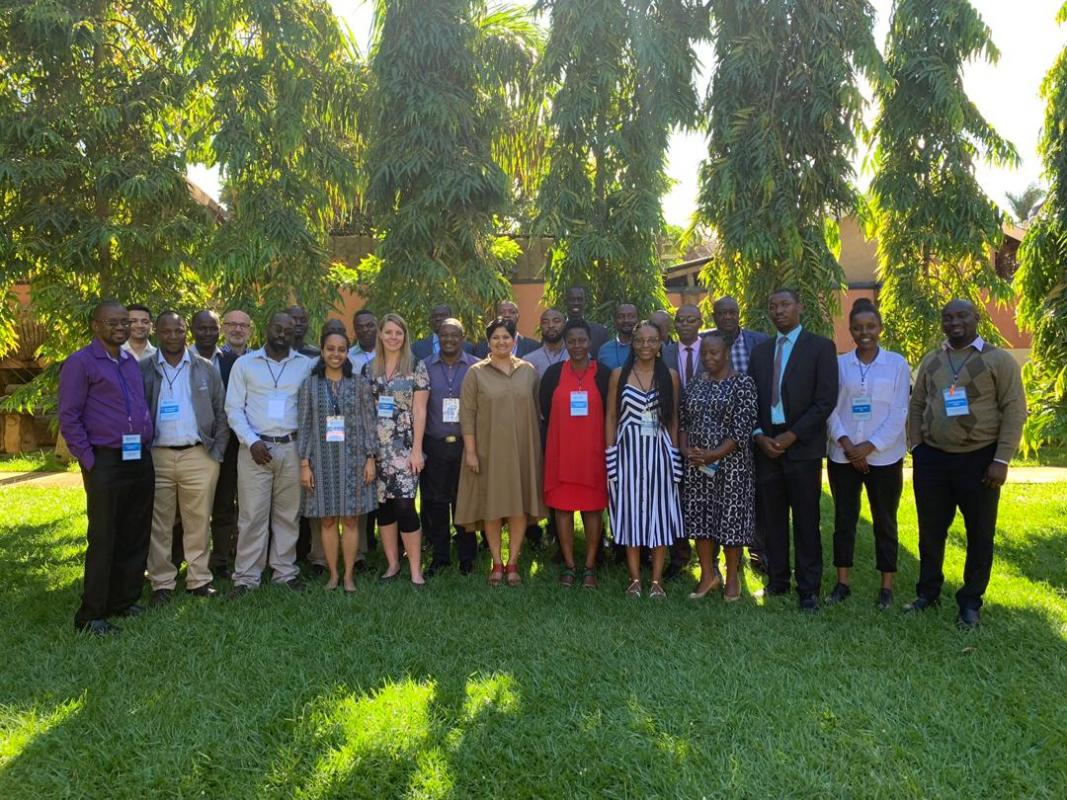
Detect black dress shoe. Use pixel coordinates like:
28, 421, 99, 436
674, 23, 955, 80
956, 607, 981, 629
757, 585, 790, 598
309, 563, 326, 577
662, 562, 685, 582
904, 595, 940, 613
188, 585, 218, 598
458, 560, 474, 575
798, 595, 819, 613
149, 589, 173, 607
214, 566, 232, 580
117, 604, 146, 618
283, 578, 306, 592
877, 589, 894, 610
824, 582, 851, 606
76, 619, 121, 636
424, 561, 450, 578
227, 584, 254, 599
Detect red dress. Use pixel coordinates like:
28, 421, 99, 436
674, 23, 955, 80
543, 361, 608, 511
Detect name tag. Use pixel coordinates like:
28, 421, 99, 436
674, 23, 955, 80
442, 397, 460, 423
325, 415, 345, 442
159, 399, 180, 422
640, 411, 658, 436
699, 461, 720, 478
377, 395, 396, 418
122, 433, 142, 461
569, 391, 589, 417
851, 395, 872, 421
267, 394, 286, 421
943, 387, 970, 417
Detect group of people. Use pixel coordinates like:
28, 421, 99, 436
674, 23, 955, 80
57, 285, 1026, 635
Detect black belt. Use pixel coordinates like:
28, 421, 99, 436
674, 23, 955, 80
157, 443, 200, 450
259, 432, 297, 444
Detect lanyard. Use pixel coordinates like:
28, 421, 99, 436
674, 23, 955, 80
946, 348, 974, 388
545, 346, 566, 366
265, 357, 289, 389
570, 360, 591, 390
161, 360, 186, 396
113, 359, 134, 432
326, 377, 343, 415
856, 349, 878, 388
438, 360, 462, 396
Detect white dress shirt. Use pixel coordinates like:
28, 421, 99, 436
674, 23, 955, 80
225, 348, 313, 446
348, 345, 375, 373
153, 349, 201, 447
827, 348, 910, 466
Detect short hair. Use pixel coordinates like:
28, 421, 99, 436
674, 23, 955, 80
155, 310, 184, 326
485, 317, 516, 340
91, 300, 126, 321
127, 303, 152, 317
702, 330, 728, 345
768, 288, 800, 303
563, 318, 591, 338
319, 325, 349, 348
849, 297, 882, 323
439, 317, 465, 334
353, 308, 376, 321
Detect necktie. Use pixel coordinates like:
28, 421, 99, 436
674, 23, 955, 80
684, 346, 694, 383
770, 336, 786, 409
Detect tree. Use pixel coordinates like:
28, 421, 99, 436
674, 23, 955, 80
1004, 182, 1046, 224
869, 0, 1018, 364
1015, 2, 1067, 449
535, 0, 704, 322
361, 0, 542, 337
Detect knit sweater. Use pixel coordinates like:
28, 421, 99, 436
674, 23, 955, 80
907, 342, 1027, 463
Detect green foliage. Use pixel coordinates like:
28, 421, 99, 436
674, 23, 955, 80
535, 0, 703, 322
869, 0, 1018, 364
697, 0, 882, 336
1014, 2, 1067, 449
1005, 182, 1046, 224
363, 0, 540, 338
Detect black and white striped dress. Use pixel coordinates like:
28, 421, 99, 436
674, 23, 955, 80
607, 384, 684, 548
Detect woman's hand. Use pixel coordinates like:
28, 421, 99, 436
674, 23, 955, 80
465, 450, 480, 474
363, 457, 376, 484
685, 446, 708, 466
408, 450, 425, 475
300, 463, 314, 491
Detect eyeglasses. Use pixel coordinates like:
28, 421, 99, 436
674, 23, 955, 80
100, 319, 131, 329
224, 322, 251, 329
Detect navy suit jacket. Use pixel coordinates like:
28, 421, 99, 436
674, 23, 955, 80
473, 334, 540, 359
412, 336, 475, 361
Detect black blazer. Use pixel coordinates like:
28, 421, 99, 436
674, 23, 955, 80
473, 334, 541, 359
747, 328, 838, 461
412, 337, 475, 361
218, 350, 239, 390
538, 361, 612, 427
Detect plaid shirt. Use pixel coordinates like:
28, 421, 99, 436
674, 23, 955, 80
730, 331, 751, 373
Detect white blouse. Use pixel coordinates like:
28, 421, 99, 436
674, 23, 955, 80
827, 348, 910, 466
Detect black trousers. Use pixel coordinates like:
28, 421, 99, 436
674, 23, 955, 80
209, 436, 239, 570
755, 450, 823, 597
827, 459, 902, 573
913, 442, 1000, 611
76, 446, 154, 626
423, 436, 476, 565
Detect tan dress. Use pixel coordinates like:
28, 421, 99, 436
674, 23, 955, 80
455, 356, 547, 530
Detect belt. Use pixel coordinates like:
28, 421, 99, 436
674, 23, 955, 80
429, 435, 460, 444
157, 443, 200, 450
258, 432, 297, 444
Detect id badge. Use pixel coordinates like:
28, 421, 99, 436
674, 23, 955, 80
442, 397, 460, 423
159, 399, 180, 422
851, 395, 872, 421
325, 415, 345, 442
640, 411, 658, 436
569, 391, 589, 417
377, 395, 396, 419
267, 394, 286, 421
699, 461, 720, 478
943, 387, 970, 417
122, 433, 142, 461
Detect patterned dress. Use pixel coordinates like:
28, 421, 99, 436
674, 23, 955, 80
296, 373, 379, 517
607, 384, 683, 548
364, 360, 430, 501
680, 372, 758, 546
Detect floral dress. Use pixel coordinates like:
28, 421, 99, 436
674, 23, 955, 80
364, 360, 430, 501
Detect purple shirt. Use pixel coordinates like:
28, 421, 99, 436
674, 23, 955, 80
58, 339, 154, 470
422, 351, 479, 439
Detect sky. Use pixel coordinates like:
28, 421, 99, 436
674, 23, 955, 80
188, 0, 1067, 226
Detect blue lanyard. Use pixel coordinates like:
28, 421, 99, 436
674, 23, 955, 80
326, 377, 343, 415
856, 349, 878, 388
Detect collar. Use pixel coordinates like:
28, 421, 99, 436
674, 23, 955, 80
157, 348, 191, 368
427, 351, 476, 366
776, 324, 803, 345
849, 347, 885, 367
194, 346, 222, 362
92, 339, 130, 362
679, 338, 701, 351
943, 335, 985, 353
250, 346, 305, 364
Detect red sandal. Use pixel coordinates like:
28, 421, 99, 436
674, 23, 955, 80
488, 563, 505, 586
504, 563, 522, 587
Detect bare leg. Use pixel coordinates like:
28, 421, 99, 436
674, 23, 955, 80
341, 515, 360, 591
881, 571, 894, 590
379, 521, 400, 578
626, 546, 641, 582
580, 511, 603, 570
484, 519, 504, 567
836, 566, 851, 587
555, 511, 576, 569
320, 517, 339, 589
724, 546, 742, 599
505, 515, 527, 566
694, 539, 722, 593
401, 529, 424, 584
650, 545, 667, 584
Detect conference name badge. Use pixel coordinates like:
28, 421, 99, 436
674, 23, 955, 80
851, 395, 872, 421
640, 411, 657, 436
267, 394, 286, 421
569, 391, 589, 417
442, 397, 460, 423
159, 399, 181, 422
377, 395, 396, 419
325, 415, 345, 443
943, 387, 970, 417
699, 461, 720, 478
122, 433, 142, 461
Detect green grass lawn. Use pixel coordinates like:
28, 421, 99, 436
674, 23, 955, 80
1, 481, 1065, 799
0, 450, 75, 473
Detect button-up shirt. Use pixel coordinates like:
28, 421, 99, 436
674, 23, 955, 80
597, 338, 631, 371
122, 340, 157, 362
153, 349, 202, 447
58, 339, 154, 470
729, 330, 751, 374
676, 338, 702, 391
194, 346, 224, 374
423, 351, 479, 439
827, 348, 910, 466
348, 344, 375, 373
770, 324, 803, 424
524, 344, 569, 377
225, 347, 313, 446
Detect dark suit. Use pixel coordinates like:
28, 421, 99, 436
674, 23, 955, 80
413, 336, 475, 361
747, 328, 838, 597
210, 349, 241, 571
473, 334, 541, 359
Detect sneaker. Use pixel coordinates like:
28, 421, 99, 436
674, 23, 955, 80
877, 588, 894, 610
824, 582, 851, 606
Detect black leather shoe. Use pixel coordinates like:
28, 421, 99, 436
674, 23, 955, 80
756, 585, 790, 598
798, 594, 819, 613
956, 607, 981, 629
76, 619, 121, 636
117, 604, 146, 618
214, 566, 232, 580
188, 585, 218, 598
353, 560, 368, 573
283, 578, 306, 592
424, 561, 450, 578
904, 596, 940, 613
227, 584, 254, 599
309, 563, 326, 577
662, 562, 685, 582
824, 583, 851, 606
149, 589, 173, 607
459, 561, 474, 575
877, 589, 894, 610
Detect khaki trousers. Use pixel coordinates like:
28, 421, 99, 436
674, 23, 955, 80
148, 445, 220, 591
233, 441, 301, 586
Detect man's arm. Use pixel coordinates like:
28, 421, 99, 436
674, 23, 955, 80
907, 354, 931, 450
224, 358, 258, 447
994, 353, 1027, 465
57, 356, 94, 470
208, 368, 230, 461
784, 336, 838, 444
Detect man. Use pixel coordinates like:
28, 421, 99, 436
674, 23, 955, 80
412, 304, 455, 360
225, 311, 314, 595
649, 309, 675, 345
58, 301, 155, 634
288, 304, 320, 358
421, 319, 480, 575
474, 300, 540, 357
348, 308, 378, 373
564, 286, 610, 357
523, 309, 568, 377
221, 309, 253, 356
748, 289, 838, 612
597, 303, 638, 371
191, 309, 241, 576
141, 312, 229, 605
122, 303, 157, 361
905, 299, 1026, 628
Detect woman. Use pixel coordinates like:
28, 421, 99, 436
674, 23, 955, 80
826, 298, 909, 609
297, 330, 378, 592
364, 313, 429, 585
679, 332, 758, 602
605, 321, 683, 599
539, 319, 611, 588
455, 318, 546, 586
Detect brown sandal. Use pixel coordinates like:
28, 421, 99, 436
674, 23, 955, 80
582, 568, 598, 589
488, 563, 504, 586
505, 563, 522, 586
559, 567, 576, 588
626, 579, 642, 598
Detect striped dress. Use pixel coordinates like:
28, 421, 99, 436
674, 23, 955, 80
607, 384, 684, 548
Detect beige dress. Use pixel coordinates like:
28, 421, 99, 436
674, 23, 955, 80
455, 357, 547, 530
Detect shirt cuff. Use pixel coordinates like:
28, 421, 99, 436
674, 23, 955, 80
993, 458, 1009, 465
753, 427, 764, 437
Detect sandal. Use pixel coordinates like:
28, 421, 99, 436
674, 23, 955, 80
649, 581, 666, 600
582, 568, 598, 589
488, 563, 505, 587
559, 567, 576, 588
626, 579, 642, 598
505, 563, 522, 587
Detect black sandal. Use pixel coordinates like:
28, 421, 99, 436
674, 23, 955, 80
559, 567, 576, 588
